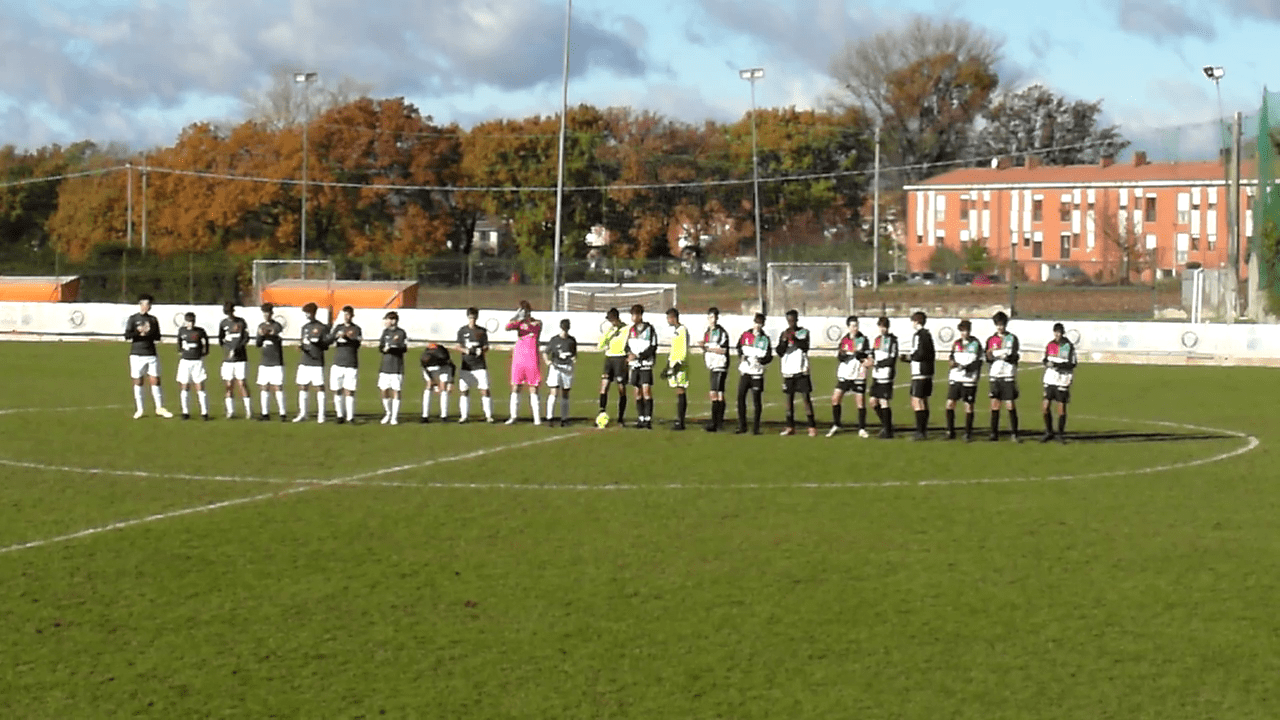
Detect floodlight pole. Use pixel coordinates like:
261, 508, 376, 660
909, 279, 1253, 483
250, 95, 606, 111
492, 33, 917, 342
551, 0, 572, 312
126, 162, 133, 249
295, 71, 318, 279
740, 67, 765, 313
872, 124, 880, 293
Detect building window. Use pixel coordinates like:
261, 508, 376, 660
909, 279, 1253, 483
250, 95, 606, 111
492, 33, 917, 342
1072, 233, 1081, 249
1032, 236, 1043, 258
1059, 203, 1071, 222
1191, 234, 1200, 251
1060, 233, 1072, 260
1032, 199, 1043, 222
916, 234, 923, 245
1023, 233, 1032, 248
1145, 196, 1157, 222
1208, 235, 1217, 251
934, 199, 945, 222
959, 197, 971, 221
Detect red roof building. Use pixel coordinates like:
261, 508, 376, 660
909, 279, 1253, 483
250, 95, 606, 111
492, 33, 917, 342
902, 152, 1259, 284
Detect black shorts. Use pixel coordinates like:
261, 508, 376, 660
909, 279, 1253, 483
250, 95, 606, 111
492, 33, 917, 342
947, 382, 977, 404
783, 375, 813, 394
602, 356, 627, 384
869, 382, 894, 400
990, 378, 1019, 402
629, 368, 654, 387
835, 379, 866, 394
709, 370, 727, 393
1043, 385, 1071, 403
738, 373, 764, 392
910, 378, 933, 399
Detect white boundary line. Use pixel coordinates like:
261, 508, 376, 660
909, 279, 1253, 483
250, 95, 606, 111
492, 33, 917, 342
0, 430, 584, 556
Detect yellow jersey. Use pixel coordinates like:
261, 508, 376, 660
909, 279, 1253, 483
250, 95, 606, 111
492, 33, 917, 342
668, 324, 688, 365
598, 323, 628, 356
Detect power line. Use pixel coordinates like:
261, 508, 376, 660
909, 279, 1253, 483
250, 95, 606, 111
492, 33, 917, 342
0, 166, 124, 190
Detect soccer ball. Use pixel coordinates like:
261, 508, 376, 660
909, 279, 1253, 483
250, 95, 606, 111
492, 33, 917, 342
595, 411, 610, 429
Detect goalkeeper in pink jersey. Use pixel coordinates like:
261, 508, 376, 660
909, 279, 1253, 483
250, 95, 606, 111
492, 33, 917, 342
505, 300, 544, 424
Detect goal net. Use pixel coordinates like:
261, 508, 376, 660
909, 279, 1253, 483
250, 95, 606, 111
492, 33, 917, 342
559, 283, 678, 314
767, 262, 854, 317
252, 259, 336, 306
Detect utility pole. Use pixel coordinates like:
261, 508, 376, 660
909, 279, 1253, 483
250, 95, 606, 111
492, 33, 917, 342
141, 154, 148, 256
550, 0, 572, 312
1226, 112, 1242, 323
872, 125, 881, 293
126, 162, 133, 249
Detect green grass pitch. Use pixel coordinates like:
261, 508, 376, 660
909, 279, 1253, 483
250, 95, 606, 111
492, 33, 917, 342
1, 341, 1277, 718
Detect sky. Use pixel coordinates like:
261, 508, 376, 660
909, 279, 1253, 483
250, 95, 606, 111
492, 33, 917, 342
0, 0, 1275, 161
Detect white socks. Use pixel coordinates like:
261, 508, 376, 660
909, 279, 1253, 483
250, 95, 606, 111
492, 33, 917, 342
260, 390, 270, 415
133, 386, 145, 413
530, 392, 540, 424
180, 391, 190, 414
422, 389, 433, 418
275, 391, 286, 415
225, 397, 234, 417
344, 395, 355, 421
437, 390, 447, 419
459, 395, 469, 420
481, 395, 493, 420
197, 390, 208, 415
297, 391, 309, 417
545, 394, 556, 420
316, 391, 326, 420
333, 393, 343, 418
150, 384, 163, 409
391, 397, 400, 421
243, 397, 252, 417
509, 393, 519, 420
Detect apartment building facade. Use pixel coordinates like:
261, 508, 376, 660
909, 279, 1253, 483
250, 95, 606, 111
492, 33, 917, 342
903, 153, 1258, 283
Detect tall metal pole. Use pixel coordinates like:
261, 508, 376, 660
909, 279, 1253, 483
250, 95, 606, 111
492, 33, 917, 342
743, 73, 764, 313
1230, 111, 1243, 321
872, 125, 880, 293
551, 0, 572, 312
301, 93, 309, 279
141, 154, 148, 256
126, 162, 133, 249
1009, 200, 1018, 316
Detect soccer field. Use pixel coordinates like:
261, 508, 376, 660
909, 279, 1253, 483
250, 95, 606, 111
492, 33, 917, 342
1, 341, 1277, 718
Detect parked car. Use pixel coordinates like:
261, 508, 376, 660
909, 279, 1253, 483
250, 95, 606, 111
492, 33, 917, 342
1045, 265, 1093, 286
971, 273, 996, 286
907, 271, 943, 286
887, 272, 908, 284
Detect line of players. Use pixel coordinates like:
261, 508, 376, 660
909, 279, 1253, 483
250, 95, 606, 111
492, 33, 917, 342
123, 293, 1078, 441
125, 296, 507, 426
594, 305, 1077, 443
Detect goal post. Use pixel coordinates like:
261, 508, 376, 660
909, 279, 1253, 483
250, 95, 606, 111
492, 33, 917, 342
559, 283, 678, 314
252, 259, 336, 306
767, 262, 854, 317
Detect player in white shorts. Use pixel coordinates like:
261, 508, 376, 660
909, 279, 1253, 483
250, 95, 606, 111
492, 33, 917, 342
419, 342, 455, 422
327, 305, 362, 424
377, 311, 408, 424
455, 307, 494, 422
175, 312, 211, 420
123, 293, 173, 419
543, 318, 577, 427
293, 302, 330, 423
254, 302, 288, 421
218, 301, 252, 419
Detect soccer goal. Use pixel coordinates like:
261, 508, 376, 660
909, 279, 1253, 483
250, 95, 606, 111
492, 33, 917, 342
559, 282, 678, 314
767, 262, 854, 317
252, 259, 336, 306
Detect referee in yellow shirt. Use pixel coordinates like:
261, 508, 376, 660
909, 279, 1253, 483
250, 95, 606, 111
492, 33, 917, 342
597, 307, 630, 426
664, 308, 690, 430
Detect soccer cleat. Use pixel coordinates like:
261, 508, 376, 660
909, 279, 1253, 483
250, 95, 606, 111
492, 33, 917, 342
389, 418, 398, 426
458, 417, 468, 424
877, 427, 890, 439
421, 416, 431, 424
156, 408, 174, 419
133, 409, 144, 420
259, 414, 270, 422
858, 428, 870, 439
335, 417, 346, 425
181, 413, 190, 420
704, 424, 718, 433
317, 415, 325, 424
380, 415, 390, 425
807, 427, 818, 437
964, 433, 973, 443
280, 415, 288, 423
911, 431, 927, 441
780, 427, 795, 436
504, 417, 516, 425
944, 432, 956, 441
485, 416, 495, 424
533, 420, 542, 426
989, 433, 1000, 442
826, 425, 840, 438
1040, 433, 1054, 444
292, 414, 307, 423
202, 414, 211, 422
734, 427, 748, 435
1010, 434, 1022, 444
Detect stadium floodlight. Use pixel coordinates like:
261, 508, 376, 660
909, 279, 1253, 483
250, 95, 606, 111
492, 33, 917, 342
739, 66, 765, 313
1202, 66, 1224, 81
294, 71, 318, 277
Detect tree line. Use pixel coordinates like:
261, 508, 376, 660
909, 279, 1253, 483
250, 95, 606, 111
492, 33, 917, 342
0, 16, 1129, 274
